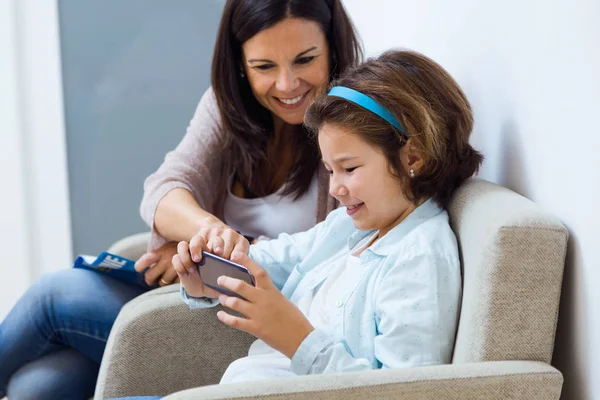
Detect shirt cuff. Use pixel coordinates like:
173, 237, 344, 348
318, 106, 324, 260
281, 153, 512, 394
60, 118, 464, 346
290, 328, 334, 375
180, 284, 219, 309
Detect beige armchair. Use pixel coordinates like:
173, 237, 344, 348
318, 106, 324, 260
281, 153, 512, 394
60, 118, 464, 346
95, 178, 568, 399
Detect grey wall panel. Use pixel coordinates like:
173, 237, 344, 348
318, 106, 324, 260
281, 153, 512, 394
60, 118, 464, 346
58, 0, 224, 256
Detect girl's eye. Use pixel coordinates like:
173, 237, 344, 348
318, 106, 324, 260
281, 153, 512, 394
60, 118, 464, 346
296, 56, 315, 65
345, 167, 357, 173
254, 64, 274, 71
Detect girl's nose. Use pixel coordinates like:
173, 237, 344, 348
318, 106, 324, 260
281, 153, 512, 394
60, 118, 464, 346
329, 176, 349, 198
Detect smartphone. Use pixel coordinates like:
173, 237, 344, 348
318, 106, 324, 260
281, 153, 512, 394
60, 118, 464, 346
195, 251, 255, 299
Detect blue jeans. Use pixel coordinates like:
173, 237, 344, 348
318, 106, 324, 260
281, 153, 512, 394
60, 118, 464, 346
0, 268, 148, 399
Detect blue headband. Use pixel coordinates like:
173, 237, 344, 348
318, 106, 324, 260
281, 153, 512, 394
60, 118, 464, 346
327, 86, 406, 135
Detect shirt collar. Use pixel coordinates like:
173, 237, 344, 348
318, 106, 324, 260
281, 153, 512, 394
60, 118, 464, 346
346, 198, 443, 259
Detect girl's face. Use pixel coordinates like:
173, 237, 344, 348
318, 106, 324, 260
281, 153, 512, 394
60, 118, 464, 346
319, 123, 417, 237
242, 18, 330, 128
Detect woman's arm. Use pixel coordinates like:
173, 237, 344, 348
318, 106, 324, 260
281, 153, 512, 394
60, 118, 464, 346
140, 87, 225, 250
153, 188, 225, 243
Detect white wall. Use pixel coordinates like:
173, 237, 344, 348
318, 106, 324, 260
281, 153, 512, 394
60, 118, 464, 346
0, 0, 32, 322
0, 0, 72, 320
343, 0, 599, 398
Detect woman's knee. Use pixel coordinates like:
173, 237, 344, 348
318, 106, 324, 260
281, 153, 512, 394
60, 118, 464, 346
6, 348, 98, 400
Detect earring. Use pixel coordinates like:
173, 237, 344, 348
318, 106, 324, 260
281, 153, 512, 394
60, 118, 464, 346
240, 67, 245, 78
410, 169, 415, 178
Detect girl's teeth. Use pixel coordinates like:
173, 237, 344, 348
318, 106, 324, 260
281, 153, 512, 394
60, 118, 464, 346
279, 94, 304, 105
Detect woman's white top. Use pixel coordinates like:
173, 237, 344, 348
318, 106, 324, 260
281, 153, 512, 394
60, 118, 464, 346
223, 174, 319, 239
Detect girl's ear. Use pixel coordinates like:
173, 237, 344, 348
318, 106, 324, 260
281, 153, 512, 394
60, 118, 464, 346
400, 139, 424, 175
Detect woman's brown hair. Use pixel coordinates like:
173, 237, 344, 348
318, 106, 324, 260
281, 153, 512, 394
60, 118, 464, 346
305, 50, 483, 209
212, 0, 363, 199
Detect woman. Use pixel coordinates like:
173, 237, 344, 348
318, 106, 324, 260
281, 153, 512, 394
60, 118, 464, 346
0, 1, 362, 399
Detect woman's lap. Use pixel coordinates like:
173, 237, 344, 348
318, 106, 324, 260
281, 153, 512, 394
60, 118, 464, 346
0, 268, 149, 398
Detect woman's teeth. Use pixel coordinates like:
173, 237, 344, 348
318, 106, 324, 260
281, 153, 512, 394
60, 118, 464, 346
278, 93, 305, 105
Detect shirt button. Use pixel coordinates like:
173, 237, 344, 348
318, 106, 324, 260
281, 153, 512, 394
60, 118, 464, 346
335, 301, 343, 307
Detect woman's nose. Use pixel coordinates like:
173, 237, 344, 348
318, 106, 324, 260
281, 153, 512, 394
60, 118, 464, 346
275, 68, 299, 93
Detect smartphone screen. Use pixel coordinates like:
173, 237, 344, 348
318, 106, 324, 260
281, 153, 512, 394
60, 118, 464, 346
196, 251, 254, 298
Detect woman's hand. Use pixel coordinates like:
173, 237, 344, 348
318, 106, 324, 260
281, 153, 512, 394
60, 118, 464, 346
190, 217, 250, 261
134, 241, 180, 287
215, 252, 314, 359
172, 240, 221, 299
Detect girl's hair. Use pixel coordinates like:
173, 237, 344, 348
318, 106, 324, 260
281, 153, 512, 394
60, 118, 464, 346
212, 0, 363, 199
305, 50, 483, 209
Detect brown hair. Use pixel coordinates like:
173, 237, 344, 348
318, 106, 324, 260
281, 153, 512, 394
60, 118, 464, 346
305, 50, 483, 209
212, 0, 363, 199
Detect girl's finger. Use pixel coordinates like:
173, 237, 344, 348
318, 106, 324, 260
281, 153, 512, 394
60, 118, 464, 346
172, 254, 188, 276
218, 294, 251, 316
177, 241, 196, 274
217, 276, 257, 302
231, 252, 270, 288
189, 235, 208, 263
216, 311, 252, 333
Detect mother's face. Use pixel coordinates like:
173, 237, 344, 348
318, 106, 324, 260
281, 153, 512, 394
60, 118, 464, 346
242, 18, 330, 127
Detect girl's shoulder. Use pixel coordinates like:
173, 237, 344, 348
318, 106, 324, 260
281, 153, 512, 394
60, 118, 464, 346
372, 210, 459, 277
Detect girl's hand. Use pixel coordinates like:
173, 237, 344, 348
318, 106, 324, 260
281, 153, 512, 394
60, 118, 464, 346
215, 252, 314, 359
172, 240, 220, 299
134, 241, 180, 287
190, 218, 250, 261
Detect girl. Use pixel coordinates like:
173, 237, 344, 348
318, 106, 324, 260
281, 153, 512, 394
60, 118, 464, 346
172, 49, 483, 382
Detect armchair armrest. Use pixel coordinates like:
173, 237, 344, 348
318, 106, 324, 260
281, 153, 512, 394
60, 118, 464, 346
107, 231, 151, 261
94, 286, 255, 399
165, 360, 562, 400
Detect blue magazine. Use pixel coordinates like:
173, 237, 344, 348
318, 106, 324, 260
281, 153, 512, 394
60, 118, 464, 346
73, 252, 150, 288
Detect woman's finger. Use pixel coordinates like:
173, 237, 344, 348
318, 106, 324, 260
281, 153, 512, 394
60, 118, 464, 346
158, 264, 178, 286
134, 252, 159, 273
231, 238, 250, 257
219, 230, 238, 259
144, 259, 169, 286
177, 241, 196, 274
210, 236, 225, 256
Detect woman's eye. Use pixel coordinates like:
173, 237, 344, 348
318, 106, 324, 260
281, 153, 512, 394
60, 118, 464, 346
296, 56, 315, 65
254, 64, 274, 71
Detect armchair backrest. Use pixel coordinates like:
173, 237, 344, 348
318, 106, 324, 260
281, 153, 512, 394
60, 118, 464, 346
447, 179, 567, 364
